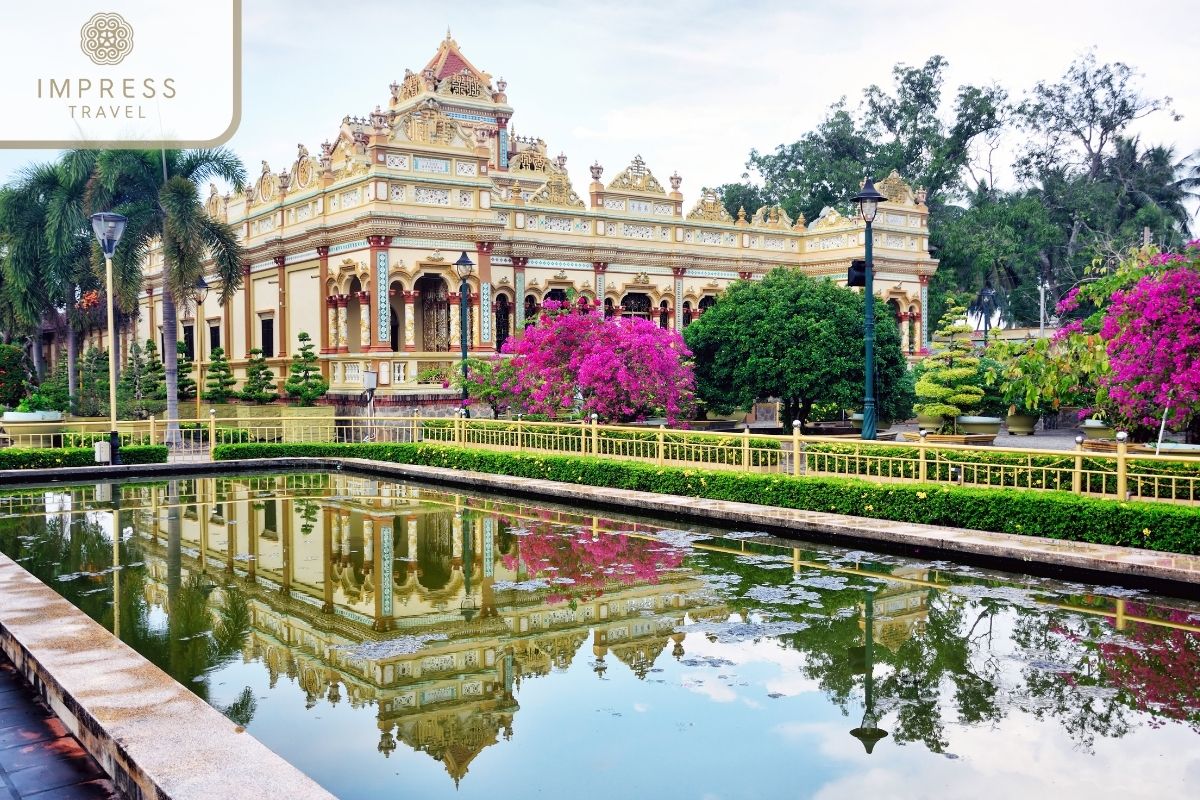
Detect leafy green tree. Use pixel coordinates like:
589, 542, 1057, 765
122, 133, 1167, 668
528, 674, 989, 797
35, 359, 71, 413
240, 348, 278, 404
913, 305, 985, 431
74, 347, 110, 417
91, 149, 247, 440
202, 346, 236, 403
0, 343, 29, 408
683, 269, 913, 428
176, 340, 196, 401
143, 339, 166, 402
284, 332, 328, 407
453, 356, 516, 418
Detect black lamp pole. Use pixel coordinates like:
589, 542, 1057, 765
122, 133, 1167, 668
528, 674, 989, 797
853, 178, 886, 441
454, 251, 475, 418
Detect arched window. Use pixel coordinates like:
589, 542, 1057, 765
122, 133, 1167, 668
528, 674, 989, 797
887, 299, 901, 323
389, 280, 404, 352
603, 298, 615, 319
659, 300, 670, 329
682, 301, 693, 327
524, 294, 538, 327
621, 292, 651, 319
416, 275, 450, 351
495, 295, 511, 351
546, 288, 567, 305
908, 305, 917, 354
698, 295, 716, 315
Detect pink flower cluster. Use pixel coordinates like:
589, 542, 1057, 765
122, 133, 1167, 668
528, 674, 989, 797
500, 304, 697, 424
1100, 266, 1200, 428
1056, 286, 1081, 315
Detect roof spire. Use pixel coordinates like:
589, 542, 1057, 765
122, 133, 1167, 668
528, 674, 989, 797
446, 26, 452, 41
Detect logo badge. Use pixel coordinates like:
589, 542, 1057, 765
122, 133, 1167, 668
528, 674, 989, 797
80, 12, 134, 66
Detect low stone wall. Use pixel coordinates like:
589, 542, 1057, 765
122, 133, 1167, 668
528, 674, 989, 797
0, 552, 336, 800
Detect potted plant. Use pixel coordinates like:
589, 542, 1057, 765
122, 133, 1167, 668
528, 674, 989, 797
236, 348, 281, 439
282, 332, 334, 442
910, 304, 994, 441
2, 388, 66, 446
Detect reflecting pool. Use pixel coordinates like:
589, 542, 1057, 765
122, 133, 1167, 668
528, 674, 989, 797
2, 473, 1199, 799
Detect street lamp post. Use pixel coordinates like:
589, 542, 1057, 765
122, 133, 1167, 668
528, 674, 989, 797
853, 178, 886, 441
850, 590, 888, 754
454, 251, 475, 418
90, 212, 128, 464
193, 276, 209, 420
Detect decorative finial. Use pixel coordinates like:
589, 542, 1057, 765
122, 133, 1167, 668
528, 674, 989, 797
669, 171, 681, 191
737, 206, 747, 222
554, 152, 567, 170
916, 186, 927, 205
497, 76, 507, 93
590, 161, 603, 181
446, 26, 452, 41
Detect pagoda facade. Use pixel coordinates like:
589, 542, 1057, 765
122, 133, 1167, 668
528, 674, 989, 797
123, 34, 936, 405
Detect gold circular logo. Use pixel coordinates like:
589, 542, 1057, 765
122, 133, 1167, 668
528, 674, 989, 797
80, 12, 134, 66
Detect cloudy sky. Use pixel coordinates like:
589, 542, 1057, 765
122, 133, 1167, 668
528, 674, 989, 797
2, 0, 1195, 221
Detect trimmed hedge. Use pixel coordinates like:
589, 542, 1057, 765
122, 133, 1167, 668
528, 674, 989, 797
422, 419, 783, 467
801, 441, 1200, 500
212, 442, 1200, 555
0, 444, 168, 469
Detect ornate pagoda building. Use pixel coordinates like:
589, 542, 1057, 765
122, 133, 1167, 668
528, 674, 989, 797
128, 33, 937, 406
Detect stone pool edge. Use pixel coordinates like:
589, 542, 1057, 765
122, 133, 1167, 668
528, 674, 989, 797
0, 552, 337, 800
3, 458, 1199, 595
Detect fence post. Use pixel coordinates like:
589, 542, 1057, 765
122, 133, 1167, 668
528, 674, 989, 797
149, 416, 157, 447
590, 413, 599, 457
1072, 434, 1084, 495
517, 414, 524, 453
454, 409, 462, 446
414, 409, 422, 443
208, 408, 217, 460
791, 420, 801, 477
741, 426, 751, 472
656, 424, 665, 466
1115, 430, 1129, 499
580, 420, 587, 455
918, 429, 928, 483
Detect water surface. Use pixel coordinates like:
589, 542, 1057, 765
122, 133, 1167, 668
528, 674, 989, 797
1, 473, 1198, 799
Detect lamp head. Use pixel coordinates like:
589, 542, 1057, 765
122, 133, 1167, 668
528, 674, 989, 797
195, 275, 210, 305
852, 177, 886, 224
90, 212, 128, 258
454, 251, 475, 281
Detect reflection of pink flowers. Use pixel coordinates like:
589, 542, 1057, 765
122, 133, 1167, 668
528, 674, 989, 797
501, 516, 684, 602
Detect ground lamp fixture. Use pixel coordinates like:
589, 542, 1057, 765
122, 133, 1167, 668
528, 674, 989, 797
852, 177, 886, 441
454, 251, 474, 418
90, 212, 128, 464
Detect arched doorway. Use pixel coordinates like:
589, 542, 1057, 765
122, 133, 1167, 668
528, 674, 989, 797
389, 280, 405, 352
495, 294, 512, 351
416, 275, 450, 351
621, 292, 651, 319
887, 299, 901, 323
546, 288, 567, 305
524, 295, 538, 327
908, 305, 917, 354
658, 300, 670, 329
346, 277, 363, 352
603, 298, 615, 319
698, 295, 715, 316
682, 301, 693, 327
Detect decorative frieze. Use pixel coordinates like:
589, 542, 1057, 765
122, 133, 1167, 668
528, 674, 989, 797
455, 161, 478, 176
385, 154, 410, 169
603, 198, 626, 211
415, 187, 451, 206
390, 184, 406, 202
622, 223, 654, 240
413, 156, 450, 174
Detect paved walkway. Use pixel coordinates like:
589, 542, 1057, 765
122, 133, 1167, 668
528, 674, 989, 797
0, 658, 120, 800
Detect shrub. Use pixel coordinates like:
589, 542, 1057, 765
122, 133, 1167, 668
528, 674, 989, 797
241, 349, 278, 404
211, 442, 1200, 553
203, 347, 237, 403
0, 444, 167, 469
284, 332, 328, 407
914, 304, 985, 431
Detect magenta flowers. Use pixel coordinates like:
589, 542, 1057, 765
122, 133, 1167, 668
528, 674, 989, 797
498, 303, 697, 424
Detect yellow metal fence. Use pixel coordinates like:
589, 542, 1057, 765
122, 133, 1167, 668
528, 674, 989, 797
3, 413, 1198, 505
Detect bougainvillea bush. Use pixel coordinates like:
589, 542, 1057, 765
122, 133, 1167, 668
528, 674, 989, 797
1100, 255, 1200, 433
493, 302, 696, 424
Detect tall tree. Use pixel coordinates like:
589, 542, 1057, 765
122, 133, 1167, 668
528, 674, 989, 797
683, 269, 913, 428
90, 150, 246, 440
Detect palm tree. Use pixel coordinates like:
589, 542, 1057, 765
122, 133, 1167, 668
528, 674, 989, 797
90, 149, 246, 440
0, 155, 99, 387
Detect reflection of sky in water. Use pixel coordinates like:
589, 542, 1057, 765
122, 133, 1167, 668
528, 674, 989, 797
2, 474, 1199, 800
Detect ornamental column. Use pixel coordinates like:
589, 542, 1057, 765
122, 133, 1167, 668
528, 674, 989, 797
671, 267, 685, 331
403, 291, 418, 350
241, 263, 253, 357
367, 235, 392, 353
512, 256, 528, 339
146, 287, 156, 348
336, 296, 349, 354
357, 290, 371, 351
449, 291, 461, 344
918, 274, 930, 352
496, 115, 510, 170
326, 298, 338, 353
275, 254, 288, 358
475, 242, 494, 348
317, 246, 332, 354
898, 311, 911, 354
593, 262, 608, 305
471, 292, 482, 348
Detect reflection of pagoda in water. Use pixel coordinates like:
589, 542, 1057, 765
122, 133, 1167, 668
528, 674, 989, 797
861, 567, 931, 652
130, 474, 721, 786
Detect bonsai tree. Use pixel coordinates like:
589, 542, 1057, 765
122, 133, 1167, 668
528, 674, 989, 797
73, 347, 110, 417
913, 304, 984, 433
176, 341, 197, 401
143, 340, 166, 401
284, 332, 328, 407
203, 347, 237, 403
35, 360, 71, 413
118, 340, 160, 420
240, 348, 279, 404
